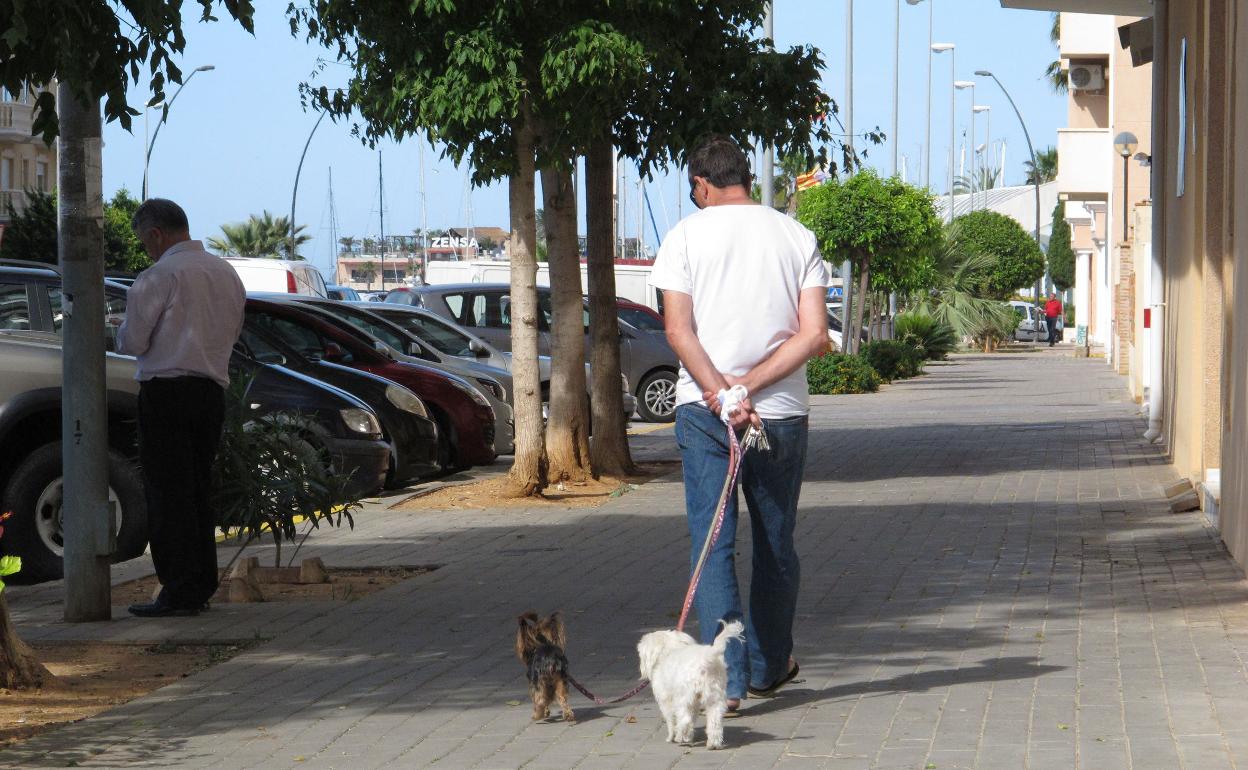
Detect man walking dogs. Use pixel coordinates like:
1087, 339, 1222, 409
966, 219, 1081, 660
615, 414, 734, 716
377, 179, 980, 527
650, 136, 830, 712
117, 199, 245, 617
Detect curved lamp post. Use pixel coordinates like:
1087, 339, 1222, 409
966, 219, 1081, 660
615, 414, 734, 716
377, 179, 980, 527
976, 69, 1042, 343
142, 64, 214, 201
290, 108, 329, 260
955, 80, 975, 210
906, 0, 932, 187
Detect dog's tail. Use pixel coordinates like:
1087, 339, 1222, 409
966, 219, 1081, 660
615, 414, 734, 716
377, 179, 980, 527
712, 619, 745, 656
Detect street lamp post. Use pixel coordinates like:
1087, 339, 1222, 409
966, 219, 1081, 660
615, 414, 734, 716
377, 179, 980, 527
932, 43, 955, 221
907, 0, 932, 188
1114, 132, 1139, 243
142, 64, 214, 201
290, 109, 329, 260
976, 70, 1042, 343
974, 105, 991, 210
955, 81, 974, 209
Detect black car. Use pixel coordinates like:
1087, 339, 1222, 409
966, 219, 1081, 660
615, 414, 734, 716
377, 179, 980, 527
236, 322, 441, 487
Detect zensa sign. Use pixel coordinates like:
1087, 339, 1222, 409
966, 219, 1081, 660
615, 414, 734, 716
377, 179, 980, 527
430, 236, 479, 249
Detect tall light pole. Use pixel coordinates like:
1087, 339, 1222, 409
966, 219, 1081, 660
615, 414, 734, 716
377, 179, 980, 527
142, 64, 214, 200
909, 0, 933, 188
974, 105, 990, 210
1114, 132, 1139, 242
846, 0, 855, 160
976, 70, 1042, 343
955, 81, 975, 209
932, 44, 955, 221
761, 3, 775, 207
892, 0, 902, 175
290, 108, 328, 260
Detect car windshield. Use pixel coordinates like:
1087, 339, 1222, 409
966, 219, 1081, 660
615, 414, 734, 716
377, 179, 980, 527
376, 310, 477, 358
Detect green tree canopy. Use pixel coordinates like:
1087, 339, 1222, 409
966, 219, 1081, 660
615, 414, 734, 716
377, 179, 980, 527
796, 170, 943, 295
1048, 200, 1075, 291
1, 188, 152, 273
951, 209, 1045, 300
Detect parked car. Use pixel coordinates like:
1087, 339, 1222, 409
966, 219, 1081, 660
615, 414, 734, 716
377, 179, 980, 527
236, 323, 441, 487
1009, 301, 1052, 342
401, 283, 679, 422
358, 291, 389, 302
266, 295, 516, 455
326, 284, 362, 302
615, 298, 665, 334
225, 257, 328, 298
245, 298, 498, 470
0, 264, 391, 582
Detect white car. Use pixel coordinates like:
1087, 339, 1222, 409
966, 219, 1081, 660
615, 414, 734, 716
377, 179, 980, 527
225, 257, 328, 298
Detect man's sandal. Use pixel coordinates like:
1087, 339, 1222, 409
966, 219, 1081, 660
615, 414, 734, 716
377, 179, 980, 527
747, 661, 800, 698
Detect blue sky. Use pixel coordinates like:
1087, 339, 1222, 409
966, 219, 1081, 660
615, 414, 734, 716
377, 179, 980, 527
101, 1, 1064, 277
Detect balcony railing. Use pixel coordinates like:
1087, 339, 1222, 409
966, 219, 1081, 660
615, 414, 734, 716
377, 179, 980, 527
1058, 128, 1112, 199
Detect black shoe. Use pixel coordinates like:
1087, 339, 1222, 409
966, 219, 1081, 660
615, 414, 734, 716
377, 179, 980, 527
128, 598, 200, 618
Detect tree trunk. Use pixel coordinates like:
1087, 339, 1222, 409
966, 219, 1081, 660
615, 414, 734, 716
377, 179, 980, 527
503, 99, 547, 497
541, 164, 592, 483
59, 86, 111, 622
0, 594, 53, 689
852, 255, 870, 352
586, 139, 634, 478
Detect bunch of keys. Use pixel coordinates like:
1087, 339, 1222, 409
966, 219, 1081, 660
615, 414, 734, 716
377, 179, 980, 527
715, 384, 771, 452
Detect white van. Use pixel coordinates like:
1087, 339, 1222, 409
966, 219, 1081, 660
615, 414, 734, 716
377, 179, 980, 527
225, 257, 328, 298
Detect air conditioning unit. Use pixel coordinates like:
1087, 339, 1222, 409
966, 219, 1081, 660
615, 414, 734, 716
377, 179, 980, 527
1068, 64, 1105, 91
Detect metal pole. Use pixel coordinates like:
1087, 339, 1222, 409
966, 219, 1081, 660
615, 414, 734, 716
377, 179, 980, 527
846, 0, 854, 160
761, 3, 775, 207
948, 49, 955, 222
841, 259, 855, 354
967, 85, 975, 208
379, 151, 386, 290
1145, 0, 1167, 442
1122, 155, 1130, 242
983, 109, 991, 208
290, 108, 327, 260
142, 65, 213, 201
925, 0, 933, 188
892, 0, 901, 176
976, 70, 1042, 343
59, 85, 111, 622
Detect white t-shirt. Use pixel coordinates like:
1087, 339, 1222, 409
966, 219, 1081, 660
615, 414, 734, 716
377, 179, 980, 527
649, 205, 829, 418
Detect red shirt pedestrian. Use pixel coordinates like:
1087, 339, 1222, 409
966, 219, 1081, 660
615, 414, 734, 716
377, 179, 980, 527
1045, 297, 1063, 318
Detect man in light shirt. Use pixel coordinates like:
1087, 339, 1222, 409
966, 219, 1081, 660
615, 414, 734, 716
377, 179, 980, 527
117, 199, 245, 617
650, 136, 829, 712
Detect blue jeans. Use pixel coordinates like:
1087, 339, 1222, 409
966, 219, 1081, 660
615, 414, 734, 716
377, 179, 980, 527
675, 404, 809, 699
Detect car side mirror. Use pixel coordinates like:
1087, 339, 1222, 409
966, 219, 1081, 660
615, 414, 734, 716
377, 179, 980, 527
469, 339, 489, 357
323, 341, 350, 362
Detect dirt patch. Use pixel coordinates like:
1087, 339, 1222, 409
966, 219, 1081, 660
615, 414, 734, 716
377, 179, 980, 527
397, 462, 677, 511
112, 565, 436, 607
0, 641, 249, 747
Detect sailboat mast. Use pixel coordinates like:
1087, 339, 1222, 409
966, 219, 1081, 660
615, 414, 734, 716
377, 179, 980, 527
328, 167, 339, 283
378, 151, 386, 291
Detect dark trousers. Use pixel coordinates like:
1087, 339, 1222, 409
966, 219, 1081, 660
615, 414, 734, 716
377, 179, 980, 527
138, 377, 225, 608
1045, 316, 1059, 345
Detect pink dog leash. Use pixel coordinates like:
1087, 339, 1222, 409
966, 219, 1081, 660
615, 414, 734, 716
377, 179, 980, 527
568, 390, 765, 704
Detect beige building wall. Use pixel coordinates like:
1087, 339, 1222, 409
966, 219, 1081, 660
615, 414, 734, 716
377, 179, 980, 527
0, 83, 56, 227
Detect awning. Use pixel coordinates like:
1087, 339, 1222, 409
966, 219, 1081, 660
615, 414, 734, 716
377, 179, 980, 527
999, 0, 1153, 15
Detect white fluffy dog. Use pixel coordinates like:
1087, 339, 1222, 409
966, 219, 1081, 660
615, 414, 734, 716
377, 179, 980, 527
637, 619, 745, 749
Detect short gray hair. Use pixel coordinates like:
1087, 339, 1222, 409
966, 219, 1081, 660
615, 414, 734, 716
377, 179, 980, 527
132, 198, 189, 234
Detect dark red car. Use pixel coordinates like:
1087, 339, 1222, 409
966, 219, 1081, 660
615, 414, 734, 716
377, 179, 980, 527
245, 298, 497, 470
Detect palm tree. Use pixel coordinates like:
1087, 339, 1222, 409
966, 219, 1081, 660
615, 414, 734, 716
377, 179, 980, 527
953, 166, 1002, 195
1045, 13, 1067, 94
360, 260, 378, 290
338, 235, 357, 256
206, 211, 311, 258
910, 228, 1017, 343
1024, 147, 1058, 186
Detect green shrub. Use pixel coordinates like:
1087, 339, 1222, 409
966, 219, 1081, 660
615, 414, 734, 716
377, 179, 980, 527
861, 339, 925, 381
894, 313, 957, 360
807, 353, 882, 395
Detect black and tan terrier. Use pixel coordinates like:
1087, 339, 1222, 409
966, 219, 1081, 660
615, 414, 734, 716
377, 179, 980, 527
515, 611, 576, 723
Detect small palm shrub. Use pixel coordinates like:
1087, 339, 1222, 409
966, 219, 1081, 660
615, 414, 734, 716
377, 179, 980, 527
808, 353, 882, 395
894, 313, 958, 360
861, 340, 925, 382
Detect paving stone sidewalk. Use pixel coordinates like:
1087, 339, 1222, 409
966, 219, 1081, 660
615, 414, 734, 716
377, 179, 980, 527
5, 351, 1248, 769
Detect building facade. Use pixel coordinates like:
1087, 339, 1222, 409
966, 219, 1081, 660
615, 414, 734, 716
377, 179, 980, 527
0, 83, 57, 239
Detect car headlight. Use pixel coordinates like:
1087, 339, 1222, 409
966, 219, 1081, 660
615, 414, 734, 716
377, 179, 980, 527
475, 377, 505, 401
385, 384, 428, 418
448, 377, 491, 407
340, 408, 381, 436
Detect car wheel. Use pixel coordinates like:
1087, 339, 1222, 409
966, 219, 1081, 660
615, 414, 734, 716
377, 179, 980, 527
636, 370, 678, 423
0, 441, 148, 584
